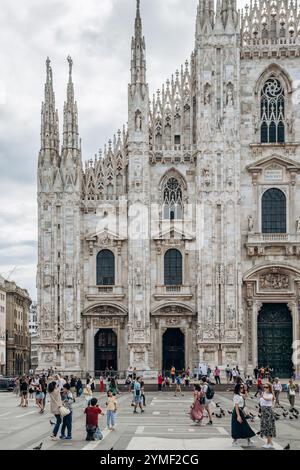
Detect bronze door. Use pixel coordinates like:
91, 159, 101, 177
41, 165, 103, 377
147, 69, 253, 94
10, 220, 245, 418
258, 304, 293, 378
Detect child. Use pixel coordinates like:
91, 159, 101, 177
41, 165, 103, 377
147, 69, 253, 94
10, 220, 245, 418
84, 398, 104, 441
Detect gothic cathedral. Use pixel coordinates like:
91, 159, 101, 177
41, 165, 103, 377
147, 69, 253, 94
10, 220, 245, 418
37, 0, 300, 377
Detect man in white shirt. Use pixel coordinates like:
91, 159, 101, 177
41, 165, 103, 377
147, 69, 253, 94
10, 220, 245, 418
272, 378, 282, 406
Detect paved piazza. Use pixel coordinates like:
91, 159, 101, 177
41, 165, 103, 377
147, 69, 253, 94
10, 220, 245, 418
0, 389, 299, 451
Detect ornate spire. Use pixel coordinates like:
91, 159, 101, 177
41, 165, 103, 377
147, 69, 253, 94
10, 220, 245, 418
131, 0, 146, 86
62, 55, 79, 154
40, 57, 60, 160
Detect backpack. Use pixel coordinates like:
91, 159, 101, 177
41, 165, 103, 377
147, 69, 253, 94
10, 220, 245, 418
206, 384, 215, 400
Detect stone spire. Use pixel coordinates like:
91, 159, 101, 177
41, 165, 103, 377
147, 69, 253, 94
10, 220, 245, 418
39, 57, 60, 166
131, 0, 146, 86
62, 56, 79, 154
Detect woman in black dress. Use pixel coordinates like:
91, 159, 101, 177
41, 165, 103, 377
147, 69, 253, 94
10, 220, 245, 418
231, 383, 256, 448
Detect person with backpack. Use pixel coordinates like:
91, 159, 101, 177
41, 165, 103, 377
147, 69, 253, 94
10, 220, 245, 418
201, 377, 214, 425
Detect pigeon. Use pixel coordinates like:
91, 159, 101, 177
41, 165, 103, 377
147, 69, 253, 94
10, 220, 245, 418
293, 414, 299, 419
216, 403, 221, 408
283, 444, 290, 451
110, 447, 114, 451
255, 405, 259, 409
33, 442, 43, 451
220, 409, 225, 416
256, 431, 261, 436
283, 412, 289, 418
227, 410, 233, 415
215, 413, 222, 419
250, 396, 254, 400
289, 416, 294, 420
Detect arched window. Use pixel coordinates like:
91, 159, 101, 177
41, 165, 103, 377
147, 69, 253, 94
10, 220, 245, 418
262, 188, 286, 233
261, 77, 285, 144
96, 250, 115, 285
163, 177, 183, 220
164, 249, 182, 286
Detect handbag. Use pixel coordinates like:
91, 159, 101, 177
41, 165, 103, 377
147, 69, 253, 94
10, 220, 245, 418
59, 405, 71, 417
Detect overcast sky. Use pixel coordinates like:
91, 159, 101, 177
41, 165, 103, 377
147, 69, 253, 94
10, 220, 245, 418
0, 0, 247, 300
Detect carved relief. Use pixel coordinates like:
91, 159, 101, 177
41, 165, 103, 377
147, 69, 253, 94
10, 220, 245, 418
260, 273, 289, 290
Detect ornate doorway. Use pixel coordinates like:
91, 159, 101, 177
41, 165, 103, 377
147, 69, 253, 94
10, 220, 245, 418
258, 304, 293, 378
94, 329, 117, 374
162, 328, 185, 373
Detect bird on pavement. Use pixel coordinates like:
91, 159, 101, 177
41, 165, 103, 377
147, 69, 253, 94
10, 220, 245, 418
283, 444, 290, 450
216, 403, 221, 408
227, 410, 233, 415
33, 443, 43, 451
289, 416, 294, 420
293, 414, 299, 419
215, 413, 222, 418
220, 409, 225, 416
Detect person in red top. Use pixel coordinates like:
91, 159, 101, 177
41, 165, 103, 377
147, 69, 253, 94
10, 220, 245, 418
84, 398, 104, 441
158, 374, 163, 392
254, 377, 263, 397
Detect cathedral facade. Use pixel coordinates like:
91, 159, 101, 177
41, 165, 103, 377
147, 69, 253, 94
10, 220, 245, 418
37, 0, 300, 377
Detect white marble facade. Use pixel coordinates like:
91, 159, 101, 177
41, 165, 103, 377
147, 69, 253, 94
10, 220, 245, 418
36, 1, 300, 376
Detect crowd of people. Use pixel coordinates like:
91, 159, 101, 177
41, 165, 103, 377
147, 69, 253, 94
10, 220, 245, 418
189, 370, 299, 449
9, 365, 299, 448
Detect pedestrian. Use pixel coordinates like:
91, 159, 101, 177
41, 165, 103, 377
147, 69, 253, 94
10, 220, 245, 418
231, 383, 255, 448
83, 378, 93, 406
85, 398, 104, 441
140, 379, 146, 406
100, 375, 105, 394
254, 366, 259, 380
232, 367, 237, 383
260, 383, 276, 449
190, 384, 204, 426
207, 365, 212, 379
174, 374, 184, 397
225, 365, 231, 383
201, 377, 214, 425
254, 376, 263, 397
291, 366, 296, 381
158, 373, 163, 392
106, 390, 117, 430
76, 378, 83, 398
70, 375, 77, 402
133, 377, 144, 414
90, 377, 95, 394
60, 383, 73, 440
170, 366, 176, 384
272, 378, 282, 406
214, 366, 221, 385
48, 381, 63, 440
109, 377, 118, 396
287, 378, 297, 412
19, 377, 29, 407
35, 382, 45, 414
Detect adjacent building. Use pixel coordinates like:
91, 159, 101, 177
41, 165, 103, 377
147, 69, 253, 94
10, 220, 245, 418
36, 0, 300, 377
5, 281, 31, 376
0, 276, 6, 375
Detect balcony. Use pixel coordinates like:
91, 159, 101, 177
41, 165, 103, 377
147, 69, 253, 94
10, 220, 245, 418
246, 233, 300, 257
85, 285, 125, 301
153, 285, 193, 301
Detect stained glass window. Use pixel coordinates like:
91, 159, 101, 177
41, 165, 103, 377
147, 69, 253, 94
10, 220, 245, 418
261, 77, 285, 144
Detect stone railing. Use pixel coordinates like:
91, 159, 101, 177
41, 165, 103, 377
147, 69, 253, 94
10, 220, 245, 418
86, 285, 125, 301
154, 285, 193, 300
